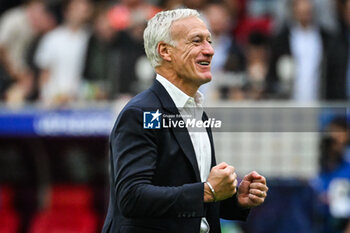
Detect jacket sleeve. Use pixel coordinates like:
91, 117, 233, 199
110, 107, 205, 218
219, 194, 250, 220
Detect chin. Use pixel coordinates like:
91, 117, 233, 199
200, 73, 212, 83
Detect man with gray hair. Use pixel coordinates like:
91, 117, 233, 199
102, 8, 268, 233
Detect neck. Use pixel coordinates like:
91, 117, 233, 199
66, 21, 84, 32
297, 21, 312, 30
156, 67, 198, 97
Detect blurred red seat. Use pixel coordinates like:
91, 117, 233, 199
29, 185, 97, 233
49, 185, 94, 211
0, 187, 20, 233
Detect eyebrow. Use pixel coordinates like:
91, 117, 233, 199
189, 32, 212, 39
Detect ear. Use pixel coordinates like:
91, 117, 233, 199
157, 42, 172, 62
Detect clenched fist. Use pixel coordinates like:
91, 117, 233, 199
204, 162, 238, 202
237, 171, 268, 208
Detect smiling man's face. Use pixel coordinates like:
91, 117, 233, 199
169, 16, 214, 88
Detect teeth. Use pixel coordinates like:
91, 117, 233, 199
198, 62, 209, 65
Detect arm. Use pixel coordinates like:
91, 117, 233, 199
0, 46, 16, 79
111, 107, 205, 218
220, 194, 250, 220
0, 16, 18, 80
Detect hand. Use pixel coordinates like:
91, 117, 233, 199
237, 171, 268, 208
204, 162, 238, 202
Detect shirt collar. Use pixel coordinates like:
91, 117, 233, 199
156, 74, 204, 108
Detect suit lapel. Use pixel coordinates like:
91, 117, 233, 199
150, 80, 201, 181
203, 112, 216, 168
172, 122, 201, 181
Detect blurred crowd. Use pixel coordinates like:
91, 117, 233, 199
313, 116, 350, 233
0, 1, 350, 232
0, 0, 349, 107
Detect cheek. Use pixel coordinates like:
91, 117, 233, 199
180, 46, 196, 63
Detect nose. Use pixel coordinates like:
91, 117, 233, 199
202, 41, 214, 56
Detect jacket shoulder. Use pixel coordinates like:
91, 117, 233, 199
113, 87, 162, 129
123, 87, 161, 112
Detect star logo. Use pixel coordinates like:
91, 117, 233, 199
143, 109, 162, 129
151, 109, 162, 122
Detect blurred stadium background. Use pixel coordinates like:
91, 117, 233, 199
0, 0, 349, 232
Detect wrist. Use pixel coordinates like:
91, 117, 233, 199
236, 193, 251, 209
204, 181, 217, 203
204, 182, 215, 203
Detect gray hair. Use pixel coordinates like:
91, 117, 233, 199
143, 8, 200, 68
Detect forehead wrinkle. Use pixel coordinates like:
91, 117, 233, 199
170, 16, 208, 40
188, 30, 212, 39
171, 22, 192, 41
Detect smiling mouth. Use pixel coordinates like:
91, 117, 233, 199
197, 61, 210, 66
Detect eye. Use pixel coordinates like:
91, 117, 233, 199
208, 40, 212, 44
192, 36, 202, 43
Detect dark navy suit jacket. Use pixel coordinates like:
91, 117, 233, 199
102, 80, 249, 233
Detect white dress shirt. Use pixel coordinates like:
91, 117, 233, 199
156, 74, 212, 233
290, 25, 322, 101
35, 26, 90, 103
